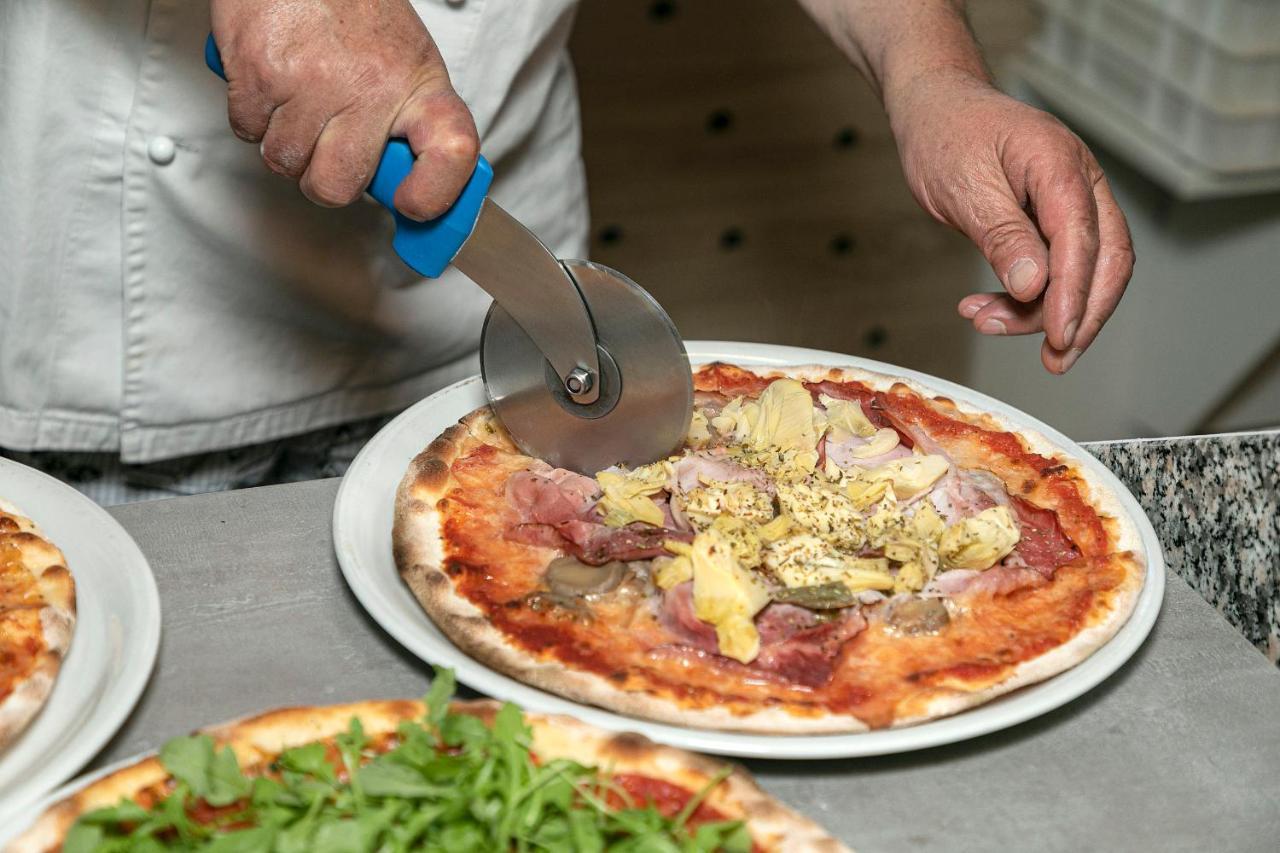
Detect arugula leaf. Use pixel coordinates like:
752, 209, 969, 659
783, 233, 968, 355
204, 826, 276, 853
158, 735, 252, 807
358, 758, 450, 798
61, 822, 103, 853
278, 742, 336, 783
424, 668, 456, 732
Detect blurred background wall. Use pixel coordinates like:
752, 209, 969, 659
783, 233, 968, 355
568, 0, 1280, 441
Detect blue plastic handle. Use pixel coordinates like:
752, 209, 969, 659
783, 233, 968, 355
204, 34, 491, 278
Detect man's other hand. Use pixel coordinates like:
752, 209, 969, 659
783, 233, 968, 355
891, 72, 1135, 374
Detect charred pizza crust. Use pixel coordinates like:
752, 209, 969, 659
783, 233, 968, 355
393, 364, 1146, 733
10, 699, 847, 853
0, 498, 75, 752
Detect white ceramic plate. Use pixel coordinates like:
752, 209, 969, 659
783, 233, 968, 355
0, 458, 161, 824
333, 342, 1165, 759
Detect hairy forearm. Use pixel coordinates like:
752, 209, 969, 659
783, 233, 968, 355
795, 0, 991, 114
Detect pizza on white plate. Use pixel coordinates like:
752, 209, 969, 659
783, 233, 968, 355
393, 363, 1145, 733
0, 498, 75, 751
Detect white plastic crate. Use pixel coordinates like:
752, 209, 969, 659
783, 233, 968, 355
1135, 0, 1280, 55
1031, 0, 1280, 173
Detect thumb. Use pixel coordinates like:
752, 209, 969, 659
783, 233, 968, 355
959, 190, 1051, 303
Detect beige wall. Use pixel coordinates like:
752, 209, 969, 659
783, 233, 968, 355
570, 0, 1037, 382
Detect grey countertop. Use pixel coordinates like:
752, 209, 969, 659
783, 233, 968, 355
83, 473, 1280, 852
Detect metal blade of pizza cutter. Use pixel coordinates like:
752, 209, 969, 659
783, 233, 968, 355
204, 36, 692, 473
477, 256, 693, 474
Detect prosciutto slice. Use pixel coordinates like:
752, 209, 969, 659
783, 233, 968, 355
1005, 495, 1081, 577
505, 466, 600, 526
929, 467, 1007, 524
559, 520, 692, 565
657, 584, 867, 687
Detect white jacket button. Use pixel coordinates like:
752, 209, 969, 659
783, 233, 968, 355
148, 136, 176, 165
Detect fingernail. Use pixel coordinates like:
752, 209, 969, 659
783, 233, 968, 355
1007, 258, 1038, 298
1063, 319, 1079, 349
960, 302, 981, 319
1060, 348, 1083, 372
979, 318, 1008, 335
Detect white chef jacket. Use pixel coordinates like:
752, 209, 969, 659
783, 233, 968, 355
0, 0, 587, 462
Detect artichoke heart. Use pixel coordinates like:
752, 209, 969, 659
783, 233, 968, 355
845, 427, 901, 459
686, 410, 712, 449
710, 514, 764, 565
595, 466, 668, 528
910, 501, 947, 541
866, 455, 949, 499
764, 534, 895, 593
653, 554, 693, 589
744, 379, 818, 452
938, 506, 1022, 570
817, 394, 878, 438
682, 481, 774, 528
688, 529, 771, 663
710, 397, 758, 444
777, 481, 864, 550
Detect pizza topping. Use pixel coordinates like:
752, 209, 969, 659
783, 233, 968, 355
506, 467, 600, 527
596, 465, 669, 528
882, 596, 951, 636
682, 481, 776, 529
938, 506, 1022, 570
676, 529, 772, 663
815, 393, 878, 438
686, 409, 713, 449
771, 582, 860, 610
656, 586, 868, 686
673, 453, 774, 495
1006, 495, 1081, 576
560, 520, 691, 565
545, 556, 627, 597
764, 534, 895, 593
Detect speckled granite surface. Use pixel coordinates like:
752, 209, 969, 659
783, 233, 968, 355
1085, 430, 1280, 663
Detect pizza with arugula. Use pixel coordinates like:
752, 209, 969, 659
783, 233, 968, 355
10, 669, 844, 852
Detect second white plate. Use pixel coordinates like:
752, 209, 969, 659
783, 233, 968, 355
0, 458, 160, 823
333, 342, 1165, 759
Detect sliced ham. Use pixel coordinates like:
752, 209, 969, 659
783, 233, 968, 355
673, 453, 773, 494
929, 467, 1007, 524
505, 467, 600, 526
658, 582, 718, 653
825, 432, 913, 470
1006, 495, 1080, 578
656, 584, 867, 687
924, 566, 1045, 597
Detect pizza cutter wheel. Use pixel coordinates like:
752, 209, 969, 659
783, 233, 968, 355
480, 259, 692, 473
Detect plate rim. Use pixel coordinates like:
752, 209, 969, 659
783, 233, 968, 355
332, 341, 1166, 759
0, 457, 162, 824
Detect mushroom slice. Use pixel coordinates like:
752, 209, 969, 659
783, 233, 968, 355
883, 596, 950, 637
544, 556, 626, 597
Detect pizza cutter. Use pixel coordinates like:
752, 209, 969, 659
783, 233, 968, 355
206, 38, 692, 473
